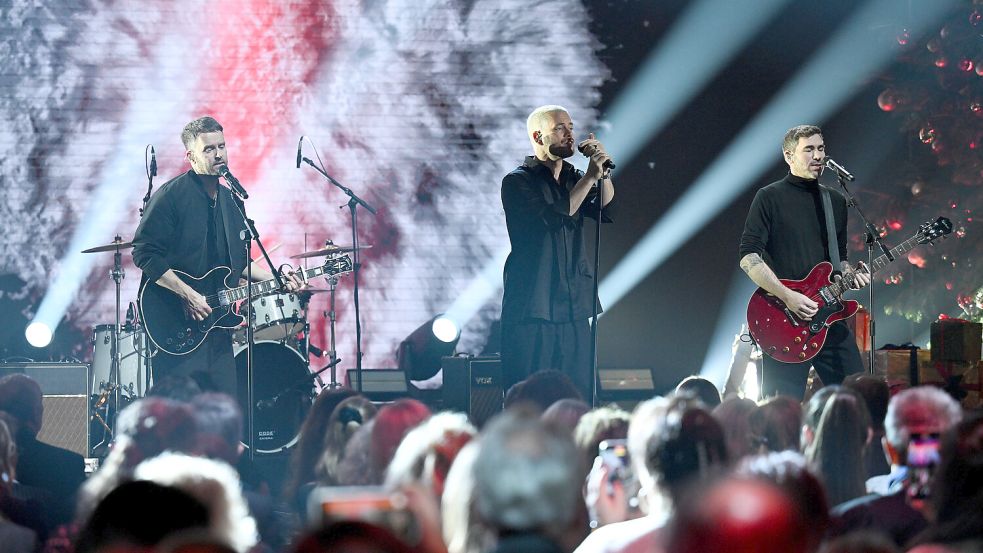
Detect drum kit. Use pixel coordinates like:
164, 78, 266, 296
81, 236, 368, 455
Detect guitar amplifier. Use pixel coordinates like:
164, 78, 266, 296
442, 356, 503, 427
0, 362, 89, 457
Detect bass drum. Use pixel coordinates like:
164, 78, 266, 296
234, 341, 313, 454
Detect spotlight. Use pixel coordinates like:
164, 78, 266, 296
398, 314, 461, 381
25, 322, 53, 348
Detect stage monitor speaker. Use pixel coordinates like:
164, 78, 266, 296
597, 368, 656, 409
0, 362, 89, 457
346, 369, 409, 402
442, 356, 503, 427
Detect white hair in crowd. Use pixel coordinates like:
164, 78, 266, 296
133, 452, 258, 553
884, 386, 962, 449
385, 411, 476, 495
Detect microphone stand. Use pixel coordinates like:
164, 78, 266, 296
228, 186, 284, 460
833, 172, 886, 375
300, 156, 377, 392
589, 171, 610, 407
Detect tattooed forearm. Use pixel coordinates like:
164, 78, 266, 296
740, 253, 764, 275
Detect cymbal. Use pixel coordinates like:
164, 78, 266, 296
81, 238, 133, 253
290, 244, 372, 259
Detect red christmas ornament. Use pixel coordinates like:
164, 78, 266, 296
959, 59, 974, 72
920, 127, 937, 144
877, 89, 897, 111
935, 56, 948, 68
970, 10, 982, 26
897, 28, 911, 45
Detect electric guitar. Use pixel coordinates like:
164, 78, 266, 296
140, 255, 353, 355
747, 217, 952, 363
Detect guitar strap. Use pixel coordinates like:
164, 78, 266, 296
819, 185, 841, 270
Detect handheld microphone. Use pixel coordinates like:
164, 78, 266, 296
296, 136, 304, 169
824, 157, 855, 182
149, 146, 157, 177
578, 143, 616, 171
218, 165, 249, 199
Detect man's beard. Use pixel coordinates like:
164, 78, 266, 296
548, 143, 574, 159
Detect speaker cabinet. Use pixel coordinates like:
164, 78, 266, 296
346, 369, 409, 402
442, 356, 503, 427
0, 362, 89, 457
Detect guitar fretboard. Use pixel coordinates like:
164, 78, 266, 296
826, 231, 927, 299
223, 256, 352, 303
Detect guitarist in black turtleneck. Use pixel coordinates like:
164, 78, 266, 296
132, 116, 301, 396
739, 125, 871, 398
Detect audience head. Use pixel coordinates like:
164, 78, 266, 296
317, 395, 379, 485
541, 398, 591, 436
134, 452, 258, 553
74, 480, 211, 553
504, 369, 582, 412
750, 395, 803, 453
0, 417, 16, 492
628, 396, 729, 517
288, 387, 359, 494
883, 386, 962, 467
293, 520, 417, 553
712, 397, 759, 460
442, 441, 495, 553
842, 374, 890, 433
191, 393, 243, 465
675, 376, 722, 409
472, 408, 582, 539
370, 399, 431, 476
336, 418, 380, 486
573, 405, 631, 475
802, 387, 872, 506
385, 411, 476, 499
916, 412, 983, 546
147, 374, 204, 402
736, 450, 830, 552
819, 532, 900, 553
0, 373, 43, 438
665, 477, 811, 553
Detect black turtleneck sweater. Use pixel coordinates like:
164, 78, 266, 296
739, 173, 849, 281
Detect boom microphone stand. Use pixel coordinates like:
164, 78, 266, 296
227, 180, 284, 460
298, 141, 378, 392
829, 162, 882, 375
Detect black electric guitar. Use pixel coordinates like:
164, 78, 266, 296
140, 255, 353, 355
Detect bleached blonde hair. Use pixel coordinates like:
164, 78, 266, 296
526, 105, 569, 149
384, 411, 476, 495
133, 453, 258, 553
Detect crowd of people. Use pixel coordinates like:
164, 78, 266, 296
0, 365, 979, 553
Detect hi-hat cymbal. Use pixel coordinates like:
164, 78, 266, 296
81, 238, 133, 253
290, 244, 372, 259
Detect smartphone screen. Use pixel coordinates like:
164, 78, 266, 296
598, 439, 630, 481
906, 433, 941, 501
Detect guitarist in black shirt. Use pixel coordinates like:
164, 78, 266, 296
133, 116, 301, 396
739, 125, 870, 398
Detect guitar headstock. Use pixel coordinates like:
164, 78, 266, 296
917, 216, 953, 244
322, 254, 354, 276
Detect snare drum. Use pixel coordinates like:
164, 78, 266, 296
235, 340, 313, 454
249, 292, 305, 342
91, 324, 152, 397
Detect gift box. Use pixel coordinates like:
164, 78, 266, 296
867, 348, 982, 408
930, 318, 982, 363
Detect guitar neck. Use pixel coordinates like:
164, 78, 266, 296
225, 265, 332, 302
827, 231, 924, 298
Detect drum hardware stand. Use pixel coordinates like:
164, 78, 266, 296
108, 236, 126, 439
299, 151, 379, 392
322, 241, 342, 389
229, 193, 284, 460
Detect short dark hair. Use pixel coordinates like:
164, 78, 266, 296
782, 125, 822, 154
181, 116, 224, 149
675, 376, 722, 409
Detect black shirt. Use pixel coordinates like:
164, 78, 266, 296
501, 156, 613, 323
739, 173, 849, 280
133, 170, 248, 288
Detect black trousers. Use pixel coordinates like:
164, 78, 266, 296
760, 321, 863, 399
500, 318, 593, 401
152, 329, 236, 397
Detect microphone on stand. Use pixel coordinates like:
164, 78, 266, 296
218, 164, 249, 199
578, 143, 616, 171
824, 157, 855, 182
149, 146, 157, 177
296, 136, 304, 169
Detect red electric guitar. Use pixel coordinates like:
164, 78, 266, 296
747, 217, 952, 363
